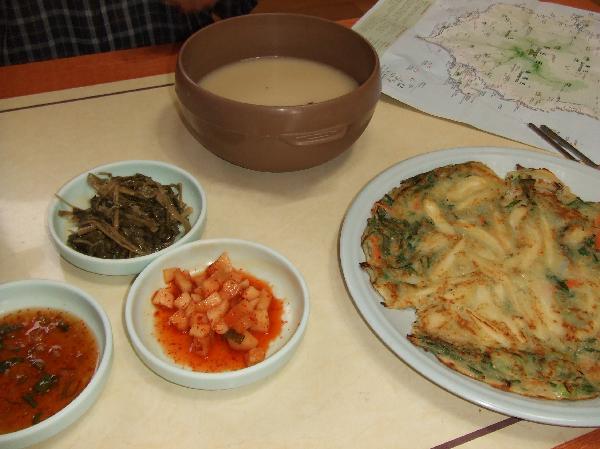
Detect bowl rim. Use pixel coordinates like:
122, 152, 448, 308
124, 238, 310, 385
47, 159, 208, 274
176, 12, 380, 111
0, 279, 113, 447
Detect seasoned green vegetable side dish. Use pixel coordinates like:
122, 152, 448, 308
59, 173, 192, 259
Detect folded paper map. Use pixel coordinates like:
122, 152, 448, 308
355, 0, 600, 164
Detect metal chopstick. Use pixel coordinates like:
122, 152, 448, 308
528, 123, 599, 169
539, 125, 599, 169
527, 123, 577, 162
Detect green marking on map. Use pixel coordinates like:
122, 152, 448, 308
422, 3, 599, 118
506, 43, 587, 91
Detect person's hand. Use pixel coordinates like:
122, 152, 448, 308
164, 0, 217, 12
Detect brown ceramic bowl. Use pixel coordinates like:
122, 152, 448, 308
175, 13, 381, 172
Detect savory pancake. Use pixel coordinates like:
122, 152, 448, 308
361, 161, 600, 400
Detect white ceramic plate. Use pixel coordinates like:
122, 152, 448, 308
48, 160, 207, 276
0, 280, 113, 449
125, 239, 310, 390
339, 147, 600, 427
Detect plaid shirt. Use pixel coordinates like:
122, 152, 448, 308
0, 0, 256, 66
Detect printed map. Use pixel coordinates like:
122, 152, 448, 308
373, 0, 600, 163
423, 3, 599, 120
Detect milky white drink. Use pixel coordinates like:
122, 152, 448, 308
198, 56, 358, 106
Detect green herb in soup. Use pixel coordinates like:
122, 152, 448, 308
0, 308, 98, 434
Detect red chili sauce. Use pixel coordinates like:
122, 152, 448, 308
0, 308, 98, 434
154, 273, 284, 372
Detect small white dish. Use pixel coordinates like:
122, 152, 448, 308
124, 239, 309, 390
339, 146, 600, 427
48, 160, 207, 276
0, 279, 113, 449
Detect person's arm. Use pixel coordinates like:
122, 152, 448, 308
212, 0, 258, 18
164, 0, 217, 13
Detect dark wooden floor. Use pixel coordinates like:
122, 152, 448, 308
253, 0, 377, 21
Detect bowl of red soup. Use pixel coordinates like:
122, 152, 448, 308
0, 280, 112, 449
124, 239, 309, 389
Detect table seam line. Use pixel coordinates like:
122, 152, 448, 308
0, 82, 174, 114
430, 417, 522, 449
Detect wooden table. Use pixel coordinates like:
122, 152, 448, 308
1, 3, 600, 449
